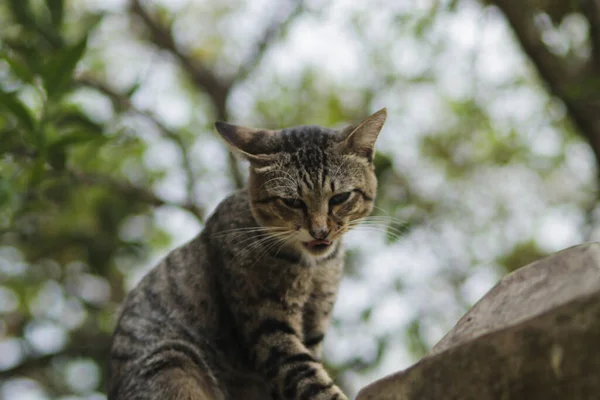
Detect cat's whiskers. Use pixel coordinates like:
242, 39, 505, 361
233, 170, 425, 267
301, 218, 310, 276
245, 237, 293, 268
352, 215, 408, 225
349, 218, 406, 230
348, 217, 410, 238
233, 230, 293, 261
258, 169, 300, 191
233, 235, 280, 262
264, 186, 299, 197
211, 226, 287, 237
330, 156, 352, 184
229, 233, 279, 251
263, 169, 298, 184
227, 205, 256, 219
250, 231, 295, 268
347, 222, 405, 241
273, 234, 294, 258
351, 221, 409, 235
348, 221, 408, 237
233, 231, 288, 251
258, 177, 298, 191
372, 205, 388, 214
349, 225, 398, 238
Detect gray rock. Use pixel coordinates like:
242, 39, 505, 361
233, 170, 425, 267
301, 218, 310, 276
356, 243, 600, 400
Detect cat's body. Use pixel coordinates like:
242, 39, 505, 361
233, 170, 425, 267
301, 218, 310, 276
108, 109, 387, 400
109, 189, 343, 399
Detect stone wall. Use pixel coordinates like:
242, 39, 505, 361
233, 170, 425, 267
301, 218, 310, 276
356, 243, 600, 400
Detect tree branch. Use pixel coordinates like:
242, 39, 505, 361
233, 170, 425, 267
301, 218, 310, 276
7, 143, 206, 222
65, 168, 205, 222
128, 0, 246, 188
226, 2, 307, 187
490, 0, 600, 169
128, 0, 307, 191
76, 76, 200, 208
234, 0, 306, 84
129, 0, 232, 113
490, 0, 600, 239
583, 0, 600, 71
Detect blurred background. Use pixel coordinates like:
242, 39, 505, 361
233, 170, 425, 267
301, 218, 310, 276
1, 0, 599, 398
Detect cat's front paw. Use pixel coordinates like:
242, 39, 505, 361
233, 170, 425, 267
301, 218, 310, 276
312, 384, 348, 400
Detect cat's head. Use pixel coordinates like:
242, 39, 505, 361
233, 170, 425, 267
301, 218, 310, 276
215, 109, 386, 258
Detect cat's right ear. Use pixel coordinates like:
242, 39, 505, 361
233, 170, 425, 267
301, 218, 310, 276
214, 122, 277, 164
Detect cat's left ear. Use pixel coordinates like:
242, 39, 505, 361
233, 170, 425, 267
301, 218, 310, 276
214, 121, 277, 164
342, 108, 387, 161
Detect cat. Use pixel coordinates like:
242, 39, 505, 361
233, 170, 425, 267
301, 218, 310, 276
107, 108, 387, 400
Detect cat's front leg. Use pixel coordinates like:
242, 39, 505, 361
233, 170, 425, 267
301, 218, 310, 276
226, 286, 347, 400
303, 263, 343, 361
247, 309, 347, 400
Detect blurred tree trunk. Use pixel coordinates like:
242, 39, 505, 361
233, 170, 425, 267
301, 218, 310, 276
488, 0, 600, 236
489, 0, 600, 170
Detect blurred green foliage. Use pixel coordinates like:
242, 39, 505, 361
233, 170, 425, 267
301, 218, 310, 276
0, 0, 599, 398
0, 1, 171, 396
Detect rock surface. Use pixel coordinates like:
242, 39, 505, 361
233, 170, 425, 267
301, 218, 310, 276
356, 243, 600, 400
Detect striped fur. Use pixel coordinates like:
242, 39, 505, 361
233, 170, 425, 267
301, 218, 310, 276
108, 109, 387, 399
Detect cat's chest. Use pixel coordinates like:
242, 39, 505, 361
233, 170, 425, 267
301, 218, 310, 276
262, 256, 343, 299
266, 262, 314, 298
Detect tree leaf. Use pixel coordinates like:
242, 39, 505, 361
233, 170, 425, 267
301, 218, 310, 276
45, 0, 64, 28
50, 130, 103, 150
43, 36, 88, 98
47, 129, 107, 170
0, 51, 35, 83
0, 89, 35, 131
0, 177, 12, 208
55, 110, 104, 135
374, 152, 393, 180
2, 39, 44, 76
125, 81, 142, 97
8, 0, 34, 27
48, 146, 66, 170
29, 158, 46, 186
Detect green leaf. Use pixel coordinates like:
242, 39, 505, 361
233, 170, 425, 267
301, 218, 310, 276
2, 40, 44, 75
29, 158, 46, 186
8, 0, 62, 49
50, 130, 103, 149
125, 81, 142, 97
447, 0, 460, 11
0, 52, 35, 83
8, 0, 34, 27
43, 35, 88, 98
374, 152, 393, 180
0, 89, 35, 131
360, 307, 373, 322
55, 110, 103, 135
48, 146, 66, 170
406, 319, 428, 358
80, 12, 105, 35
45, 0, 64, 28
47, 129, 106, 170
0, 177, 12, 208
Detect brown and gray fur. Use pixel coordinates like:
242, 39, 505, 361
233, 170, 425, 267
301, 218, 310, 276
107, 109, 387, 400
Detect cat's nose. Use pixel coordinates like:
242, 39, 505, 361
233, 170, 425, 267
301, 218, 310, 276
310, 228, 329, 240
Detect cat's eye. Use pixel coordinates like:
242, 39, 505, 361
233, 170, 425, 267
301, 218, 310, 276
329, 192, 352, 206
281, 197, 306, 209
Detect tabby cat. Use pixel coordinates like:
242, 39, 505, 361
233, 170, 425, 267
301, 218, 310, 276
108, 108, 387, 400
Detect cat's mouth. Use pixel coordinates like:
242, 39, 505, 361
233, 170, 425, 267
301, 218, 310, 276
304, 240, 332, 252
